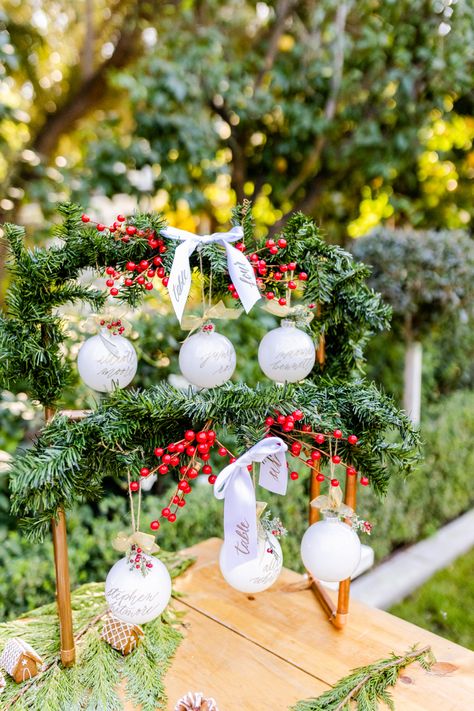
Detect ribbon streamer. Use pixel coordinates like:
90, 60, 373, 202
213, 437, 288, 569
311, 484, 353, 517
113, 530, 160, 554
162, 225, 261, 323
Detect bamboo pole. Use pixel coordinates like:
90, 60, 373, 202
45, 406, 76, 667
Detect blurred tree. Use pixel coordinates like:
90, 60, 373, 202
1, 0, 474, 243
352, 227, 474, 425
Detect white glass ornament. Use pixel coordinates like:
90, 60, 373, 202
258, 320, 315, 383
105, 554, 172, 624
300, 516, 361, 583
219, 531, 283, 594
179, 326, 236, 389
77, 329, 137, 392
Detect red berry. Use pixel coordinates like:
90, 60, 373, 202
331, 478, 339, 487
291, 442, 302, 455
202, 464, 212, 474
96, 223, 105, 231
170, 456, 179, 467
106, 266, 115, 275
198, 443, 209, 454
290, 471, 299, 480
333, 429, 343, 439
145, 282, 153, 291
266, 239, 276, 248
154, 447, 164, 457
360, 476, 369, 486
348, 435, 358, 445
235, 242, 245, 251
81, 214, 90, 222
278, 297, 287, 306
162, 454, 171, 464
265, 417, 275, 427
117, 214, 126, 222
187, 467, 198, 479
316, 473, 325, 482
278, 238, 287, 248
280, 264, 288, 272
218, 447, 227, 457
346, 466, 357, 476
269, 246, 278, 255
207, 430, 216, 441
332, 455, 341, 464
130, 481, 139, 492
139, 467, 150, 477
208, 474, 217, 484
184, 430, 195, 441
274, 272, 282, 280
293, 409, 304, 420
176, 443, 185, 453
178, 499, 186, 507
124, 278, 133, 287
311, 451, 321, 461
139, 260, 149, 270
153, 256, 162, 266
302, 424, 312, 432
288, 262, 297, 270
161, 507, 171, 517
110, 288, 119, 296
266, 292, 275, 300
158, 464, 169, 475
137, 275, 145, 285
172, 495, 180, 504
315, 434, 325, 444
178, 480, 188, 491
150, 520, 160, 531
186, 445, 196, 456
126, 261, 136, 271
229, 456, 237, 463
162, 277, 169, 287
299, 272, 308, 281
168, 513, 177, 522
106, 279, 114, 287
288, 281, 297, 290
179, 465, 187, 475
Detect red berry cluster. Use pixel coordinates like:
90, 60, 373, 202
131, 426, 236, 531
127, 543, 154, 574
99, 318, 125, 336
80, 212, 169, 299
227, 238, 309, 306
264, 410, 368, 488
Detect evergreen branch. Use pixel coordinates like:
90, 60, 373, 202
291, 645, 435, 711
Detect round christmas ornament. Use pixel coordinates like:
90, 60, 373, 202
219, 528, 283, 593
179, 323, 236, 389
105, 543, 172, 624
258, 319, 315, 383
301, 516, 361, 583
77, 329, 137, 392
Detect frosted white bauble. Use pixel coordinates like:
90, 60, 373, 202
300, 517, 361, 583
258, 320, 315, 383
77, 330, 137, 392
105, 554, 172, 624
179, 329, 236, 389
219, 532, 283, 594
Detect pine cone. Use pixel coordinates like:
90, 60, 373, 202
174, 691, 219, 711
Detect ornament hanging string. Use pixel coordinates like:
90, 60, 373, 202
213, 437, 288, 569
161, 225, 261, 323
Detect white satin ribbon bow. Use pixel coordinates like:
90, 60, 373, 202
213, 437, 288, 569
161, 225, 261, 323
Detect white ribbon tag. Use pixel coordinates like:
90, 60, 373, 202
214, 437, 288, 569
161, 225, 261, 323
259, 448, 288, 495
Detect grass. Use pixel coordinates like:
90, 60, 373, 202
389, 547, 474, 651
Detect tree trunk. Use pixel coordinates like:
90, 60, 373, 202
403, 339, 422, 426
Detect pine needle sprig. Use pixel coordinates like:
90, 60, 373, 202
291, 645, 435, 711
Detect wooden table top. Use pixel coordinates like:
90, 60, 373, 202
154, 538, 474, 710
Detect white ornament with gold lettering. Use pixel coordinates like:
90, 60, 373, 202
105, 547, 172, 624
179, 323, 236, 389
219, 526, 283, 593
77, 329, 137, 392
300, 515, 361, 583
258, 320, 315, 383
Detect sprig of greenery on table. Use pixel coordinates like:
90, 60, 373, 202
292, 646, 435, 711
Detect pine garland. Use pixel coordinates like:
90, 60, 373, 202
0, 551, 194, 710
291, 646, 435, 711
9, 379, 419, 541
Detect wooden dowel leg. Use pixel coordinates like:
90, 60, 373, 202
335, 470, 358, 630
52, 509, 76, 666
45, 406, 75, 666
